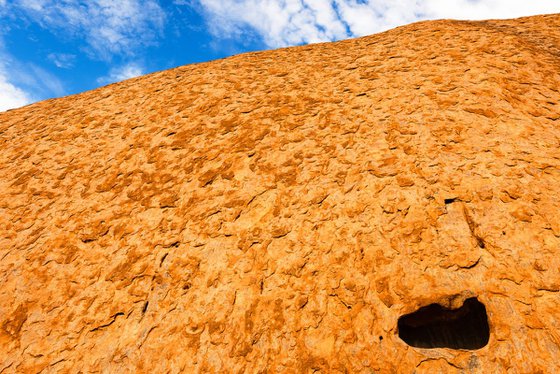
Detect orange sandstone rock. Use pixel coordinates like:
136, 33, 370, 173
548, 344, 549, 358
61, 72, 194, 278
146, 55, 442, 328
1, 14, 560, 373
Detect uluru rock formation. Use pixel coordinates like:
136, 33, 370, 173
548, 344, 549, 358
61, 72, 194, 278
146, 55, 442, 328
1, 13, 560, 373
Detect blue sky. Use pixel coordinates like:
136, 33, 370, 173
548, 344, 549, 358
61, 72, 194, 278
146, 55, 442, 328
1, 0, 559, 112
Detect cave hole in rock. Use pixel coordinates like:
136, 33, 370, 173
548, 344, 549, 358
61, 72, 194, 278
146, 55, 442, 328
397, 297, 489, 350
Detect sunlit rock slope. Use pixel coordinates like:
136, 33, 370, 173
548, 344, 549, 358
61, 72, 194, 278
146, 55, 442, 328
1, 13, 560, 373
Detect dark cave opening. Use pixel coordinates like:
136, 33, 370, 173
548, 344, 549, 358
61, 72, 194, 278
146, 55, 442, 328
397, 297, 490, 350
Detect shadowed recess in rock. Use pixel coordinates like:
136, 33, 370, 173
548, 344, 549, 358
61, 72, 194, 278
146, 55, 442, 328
398, 297, 490, 350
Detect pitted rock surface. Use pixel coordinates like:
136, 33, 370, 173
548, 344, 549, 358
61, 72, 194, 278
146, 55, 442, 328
1, 14, 560, 373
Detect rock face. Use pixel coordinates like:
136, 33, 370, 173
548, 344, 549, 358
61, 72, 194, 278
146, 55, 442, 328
1, 14, 560, 373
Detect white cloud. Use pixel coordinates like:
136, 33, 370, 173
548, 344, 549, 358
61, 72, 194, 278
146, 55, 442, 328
197, 0, 349, 47
0, 58, 68, 112
196, 0, 560, 48
0, 30, 66, 111
12, 0, 166, 60
97, 63, 145, 85
418, 0, 560, 21
47, 53, 76, 69
0, 75, 32, 112
0, 57, 32, 112
0, 36, 32, 112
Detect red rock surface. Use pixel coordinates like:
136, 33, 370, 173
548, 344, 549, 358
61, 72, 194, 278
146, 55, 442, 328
1, 14, 560, 373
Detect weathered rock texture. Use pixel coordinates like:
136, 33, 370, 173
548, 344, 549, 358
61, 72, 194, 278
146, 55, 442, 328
1, 14, 560, 373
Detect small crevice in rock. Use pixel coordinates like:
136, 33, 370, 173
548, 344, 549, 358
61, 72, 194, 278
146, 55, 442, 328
160, 253, 169, 267
459, 256, 481, 269
90, 312, 124, 332
476, 237, 486, 249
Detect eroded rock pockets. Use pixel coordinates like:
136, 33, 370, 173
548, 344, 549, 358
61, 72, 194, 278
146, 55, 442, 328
398, 297, 490, 350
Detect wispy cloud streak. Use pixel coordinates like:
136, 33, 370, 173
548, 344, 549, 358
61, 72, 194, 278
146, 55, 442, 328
97, 63, 145, 85
11, 0, 166, 60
